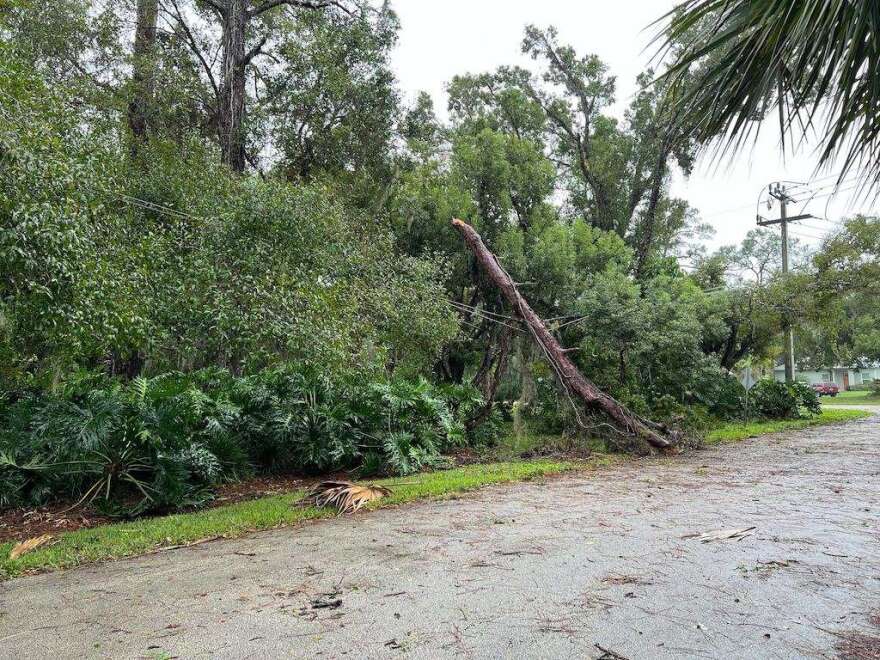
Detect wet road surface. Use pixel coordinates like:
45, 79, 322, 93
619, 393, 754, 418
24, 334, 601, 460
2, 413, 879, 659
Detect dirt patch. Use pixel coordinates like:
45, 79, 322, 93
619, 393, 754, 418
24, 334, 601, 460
0, 473, 328, 543
0, 508, 114, 544
836, 632, 880, 659
835, 610, 880, 659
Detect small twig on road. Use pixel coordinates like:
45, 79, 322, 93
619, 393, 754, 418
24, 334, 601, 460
594, 643, 631, 660
494, 548, 545, 556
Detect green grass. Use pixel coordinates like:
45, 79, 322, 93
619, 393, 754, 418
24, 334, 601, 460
3, 405, 872, 579
820, 389, 880, 405
0, 459, 589, 580
705, 408, 872, 445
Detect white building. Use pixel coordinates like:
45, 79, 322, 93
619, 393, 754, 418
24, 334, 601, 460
772, 364, 880, 390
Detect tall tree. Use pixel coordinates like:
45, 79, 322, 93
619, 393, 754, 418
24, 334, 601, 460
128, 0, 159, 152
171, 0, 358, 172
451, 26, 697, 271
266, 6, 398, 181
519, 25, 619, 231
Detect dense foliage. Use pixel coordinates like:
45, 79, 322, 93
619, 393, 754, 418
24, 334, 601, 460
0, 42, 456, 387
0, 368, 482, 510
746, 379, 820, 420
0, 2, 875, 512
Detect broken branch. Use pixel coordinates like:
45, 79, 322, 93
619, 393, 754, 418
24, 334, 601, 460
451, 218, 678, 452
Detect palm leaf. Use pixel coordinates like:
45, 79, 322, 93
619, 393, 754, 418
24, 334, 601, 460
8, 534, 53, 560
654, 0, 880, 193
306, 480, 392, 514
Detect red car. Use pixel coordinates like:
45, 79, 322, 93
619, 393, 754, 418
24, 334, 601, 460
811, 382, 839, 396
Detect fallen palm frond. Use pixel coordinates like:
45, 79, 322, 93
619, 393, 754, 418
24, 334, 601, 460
305, 481, 392, 514
8, 534, 53, 560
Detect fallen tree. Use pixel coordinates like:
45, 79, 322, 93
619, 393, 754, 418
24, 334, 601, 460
452, 218, 679, 452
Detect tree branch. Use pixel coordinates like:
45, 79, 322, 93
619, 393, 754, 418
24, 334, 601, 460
247, 0, 353, 18
243, 35, 268, 65
165, 0, 220, 101
451, 218, 678, 451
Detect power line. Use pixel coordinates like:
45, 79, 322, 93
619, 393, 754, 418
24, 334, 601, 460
447, 300, 525, 334
796, 221, 838, 233
699, 201, 761, 220
790, 182, 862, 203
447, 299, 518, 323
788, 230, 827, 241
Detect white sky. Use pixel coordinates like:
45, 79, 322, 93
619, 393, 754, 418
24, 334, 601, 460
389, 0, 877, 251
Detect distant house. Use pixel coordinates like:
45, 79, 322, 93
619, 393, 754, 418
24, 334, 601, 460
772, 364, 880, 390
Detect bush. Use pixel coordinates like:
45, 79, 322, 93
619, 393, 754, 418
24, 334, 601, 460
747, 379, 820, 420
789, 380, 821, 416
0, 367, 487, 512
687, 370, 748, 420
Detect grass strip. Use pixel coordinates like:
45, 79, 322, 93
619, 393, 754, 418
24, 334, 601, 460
705, 408, 872, 445
0, 459, 588, 579
819, 390, 880, 405
3, 407, 871, 578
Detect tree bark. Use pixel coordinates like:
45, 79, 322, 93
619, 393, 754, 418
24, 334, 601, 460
452, 218, 678, 451
218, 0, 249, 172
128, 0, 159, 154
467, 325, 513, 432
633, 137, 672, 280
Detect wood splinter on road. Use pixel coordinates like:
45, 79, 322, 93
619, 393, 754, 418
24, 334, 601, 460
451, 217, 679, 452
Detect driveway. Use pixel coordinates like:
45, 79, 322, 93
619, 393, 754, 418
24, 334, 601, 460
1, 413, 879, 659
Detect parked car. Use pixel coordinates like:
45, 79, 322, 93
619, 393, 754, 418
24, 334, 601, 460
811, 382, 839, 396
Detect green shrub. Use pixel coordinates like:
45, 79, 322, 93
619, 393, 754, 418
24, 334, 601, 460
0, 367, 487, 512
747, 379, 820, 420
689, 371, 748, 420
789, 380, 821, 416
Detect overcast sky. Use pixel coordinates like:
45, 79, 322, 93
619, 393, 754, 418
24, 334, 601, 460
389, 0, 876, 251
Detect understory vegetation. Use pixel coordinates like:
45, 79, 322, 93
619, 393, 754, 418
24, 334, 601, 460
1, 2, 877, 516
0, 369, 488, 511
0, 459, 581, 578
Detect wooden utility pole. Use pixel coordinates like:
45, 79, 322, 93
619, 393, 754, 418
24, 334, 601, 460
758, 184, 812, 383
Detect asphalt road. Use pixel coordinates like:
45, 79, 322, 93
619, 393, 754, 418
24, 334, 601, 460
2, 412, 879, 659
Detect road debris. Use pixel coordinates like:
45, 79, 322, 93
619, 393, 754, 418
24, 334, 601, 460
305, 481, 392, 514
8, 534, 52, 559
595, 642, 631, 659
683, 526, 756, 543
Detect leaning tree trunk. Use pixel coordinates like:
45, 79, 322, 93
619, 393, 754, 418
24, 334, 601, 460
452, 218, 678, 451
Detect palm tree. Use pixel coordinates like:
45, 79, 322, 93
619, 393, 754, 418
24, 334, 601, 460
655, 1, 880, 190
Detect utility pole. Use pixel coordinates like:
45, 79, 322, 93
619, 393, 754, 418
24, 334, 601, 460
758, 183, 813, 383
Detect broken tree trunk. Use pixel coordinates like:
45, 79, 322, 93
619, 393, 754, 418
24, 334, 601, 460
451, 218, 678, 452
